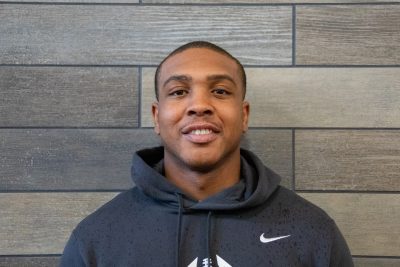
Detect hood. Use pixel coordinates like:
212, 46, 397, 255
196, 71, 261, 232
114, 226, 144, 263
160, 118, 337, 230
131, 146, 281, 211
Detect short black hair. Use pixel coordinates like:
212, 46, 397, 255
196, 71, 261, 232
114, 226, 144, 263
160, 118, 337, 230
154, 41, 246, 100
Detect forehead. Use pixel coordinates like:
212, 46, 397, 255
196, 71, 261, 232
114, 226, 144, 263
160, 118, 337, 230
159, 48, 240, 83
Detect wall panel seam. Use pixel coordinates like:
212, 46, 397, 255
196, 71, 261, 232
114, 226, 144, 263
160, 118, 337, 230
0, 254, 61, 257
0, 64, 144, 68
1, 2, 399, 6
2, 64, 400, 68
292, 129, 296, 191
294, 65, 400, 68
0, 190, 125, 193
138, 66, 143, 128
0, 126, 143, 129
352, 255, 400, 259
295, 2, 400, 6
252, 128, 400, 130
292, 4, 296, 66
1, 127, 400, 130
0, 2, 292, 6
295, 190, 400, 194
0, 2, 143, 6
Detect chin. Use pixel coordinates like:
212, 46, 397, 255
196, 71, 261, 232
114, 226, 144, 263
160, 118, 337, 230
186, 161, 220, 173
184, 153, 231, 173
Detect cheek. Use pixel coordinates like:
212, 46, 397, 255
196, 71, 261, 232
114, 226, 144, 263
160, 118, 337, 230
157, 104, 183, 127
219, 108, 245, 135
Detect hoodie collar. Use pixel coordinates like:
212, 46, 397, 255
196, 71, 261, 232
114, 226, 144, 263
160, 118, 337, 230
131, 146, 281, 211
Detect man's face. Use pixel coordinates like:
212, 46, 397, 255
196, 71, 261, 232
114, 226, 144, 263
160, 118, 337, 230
152, 48, 249, 172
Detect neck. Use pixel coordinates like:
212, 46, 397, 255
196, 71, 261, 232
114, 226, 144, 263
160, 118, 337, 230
164, 151, 241, 201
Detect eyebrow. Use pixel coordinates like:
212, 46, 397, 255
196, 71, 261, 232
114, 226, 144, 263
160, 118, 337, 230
163, 74, 236, 88
163, 75, 192, 88
206, 74, 236, 86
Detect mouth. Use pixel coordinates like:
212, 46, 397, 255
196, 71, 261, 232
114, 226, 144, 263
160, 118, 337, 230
181, 123, 220, 144
190, 129, 213, 135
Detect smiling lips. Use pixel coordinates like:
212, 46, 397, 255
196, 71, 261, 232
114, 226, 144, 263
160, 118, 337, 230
190, 129, 212, 135
182, 123, 220, 144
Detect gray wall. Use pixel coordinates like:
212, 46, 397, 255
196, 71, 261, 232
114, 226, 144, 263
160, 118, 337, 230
1, 0, 399, 266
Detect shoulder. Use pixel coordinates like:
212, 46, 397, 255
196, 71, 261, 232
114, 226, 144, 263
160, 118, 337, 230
72, 187, 147, 238
276, 186, 330, 214
271, 187, 353, 266
268, 186, 337, 230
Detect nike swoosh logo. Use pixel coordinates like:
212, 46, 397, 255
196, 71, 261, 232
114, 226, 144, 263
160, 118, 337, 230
260, 233, 290, 243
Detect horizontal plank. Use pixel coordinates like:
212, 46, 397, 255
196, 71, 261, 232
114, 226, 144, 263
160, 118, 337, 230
142, 67, 400, 128
295, 130, 400, 191
300, 193, 400, 256
0, 5, 291, 65
353, 257, 400, 267
0, 256, 59, 267
0, 129, 160, 190
247, 68, 400, 127
0, 192, 117, 255
0, 67, 138, 127
297, 5, 400, 65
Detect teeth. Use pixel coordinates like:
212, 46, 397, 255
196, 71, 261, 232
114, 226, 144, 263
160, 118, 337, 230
191, 129, 212, 135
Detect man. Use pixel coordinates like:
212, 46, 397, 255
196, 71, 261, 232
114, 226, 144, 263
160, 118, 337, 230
60, 41, 353, 266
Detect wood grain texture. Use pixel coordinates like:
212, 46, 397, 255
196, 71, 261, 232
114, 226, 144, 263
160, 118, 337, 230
295, 130, 400, 191
0, 257, 59, 267
353, 257, 400, 267
241, 130, 293, 188
0, 192, 117, 255
300, 193, 400, 256
297, 5, 400, 65
143, 67, 400, 128
0, 5, 291, 65
0, 129, 160, 190
0, 67, 138, 127
141, 67, 158, 127
246, 68, 400, 127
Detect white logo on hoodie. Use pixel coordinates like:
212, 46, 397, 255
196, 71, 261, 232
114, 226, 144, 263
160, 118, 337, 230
188, 255, 232, 267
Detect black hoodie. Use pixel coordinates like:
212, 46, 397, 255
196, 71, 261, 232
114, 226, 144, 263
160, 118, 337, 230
60, 147, 353, 267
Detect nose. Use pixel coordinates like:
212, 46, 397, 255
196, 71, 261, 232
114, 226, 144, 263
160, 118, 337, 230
186, 88, 214, 116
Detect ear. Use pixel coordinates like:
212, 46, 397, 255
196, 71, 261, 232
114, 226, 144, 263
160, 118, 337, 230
242, 101, 250, 133
152, 102, 160, 135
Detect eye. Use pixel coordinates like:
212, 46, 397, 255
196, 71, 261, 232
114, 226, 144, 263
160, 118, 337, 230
212, 88, 230, 96
169, 88, 188, 97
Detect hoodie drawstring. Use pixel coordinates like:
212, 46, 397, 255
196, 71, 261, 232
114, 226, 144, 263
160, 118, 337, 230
175, 194, 215, 267
176, 193, 184, 267
206, 211, 213, 266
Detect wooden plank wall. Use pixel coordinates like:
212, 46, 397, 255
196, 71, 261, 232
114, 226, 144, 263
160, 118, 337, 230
1, 0, 399, 266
